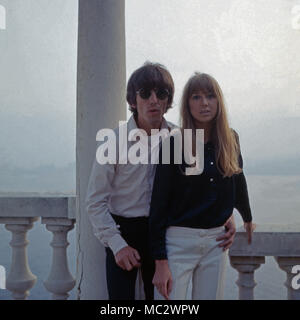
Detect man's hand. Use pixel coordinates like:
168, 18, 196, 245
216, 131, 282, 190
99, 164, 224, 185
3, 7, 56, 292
152, 260, 173, 300
216, 215, 236, 251
115, 246, 141, 271
244, 222, 256, 244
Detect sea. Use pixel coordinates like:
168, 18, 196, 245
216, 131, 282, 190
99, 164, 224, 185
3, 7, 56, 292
0, 174, 300, 300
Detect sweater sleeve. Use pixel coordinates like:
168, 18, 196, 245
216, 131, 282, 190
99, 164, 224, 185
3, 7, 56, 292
233, 131, 253, 223
149, 137, 176, 260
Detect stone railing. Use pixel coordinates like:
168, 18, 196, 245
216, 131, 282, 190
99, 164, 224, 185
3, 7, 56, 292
0, 196, 76, 300
1, 196, 300, 300
229, 224, 300, 300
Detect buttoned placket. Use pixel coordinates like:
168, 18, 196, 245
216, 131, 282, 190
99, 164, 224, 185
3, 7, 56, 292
128, 115, 172, 210
205, 144, 218, 201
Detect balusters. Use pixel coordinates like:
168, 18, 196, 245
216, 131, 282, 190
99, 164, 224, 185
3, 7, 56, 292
42, 218, 76, 300
1, 217, 38, 300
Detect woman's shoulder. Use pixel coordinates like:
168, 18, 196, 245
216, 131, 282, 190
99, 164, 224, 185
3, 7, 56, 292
230, 128, 238, 137
230, 128, 240, 144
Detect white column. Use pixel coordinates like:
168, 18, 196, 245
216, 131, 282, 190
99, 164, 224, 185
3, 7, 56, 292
42, 218, 76, 300
2, 217, 38, 300
76, 0, 126, 299
230, 256, 265, 300
275, 257, 300, 300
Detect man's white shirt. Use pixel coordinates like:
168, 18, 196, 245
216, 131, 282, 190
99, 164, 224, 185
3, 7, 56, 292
86, 115, 176, 255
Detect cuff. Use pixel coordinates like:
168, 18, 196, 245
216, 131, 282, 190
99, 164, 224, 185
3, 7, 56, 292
107, 233, 128, 256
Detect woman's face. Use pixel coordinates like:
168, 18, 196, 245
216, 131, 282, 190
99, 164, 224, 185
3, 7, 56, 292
188, 90, 218, 127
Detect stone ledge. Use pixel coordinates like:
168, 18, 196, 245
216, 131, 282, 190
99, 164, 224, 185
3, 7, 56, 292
0, 196, 76, 219
230, 223, 300, 257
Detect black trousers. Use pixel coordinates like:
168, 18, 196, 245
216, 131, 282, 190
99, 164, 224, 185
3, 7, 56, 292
106, 214, 155, 300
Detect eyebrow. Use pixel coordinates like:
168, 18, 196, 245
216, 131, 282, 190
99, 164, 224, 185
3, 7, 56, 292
191, 92, 214, 96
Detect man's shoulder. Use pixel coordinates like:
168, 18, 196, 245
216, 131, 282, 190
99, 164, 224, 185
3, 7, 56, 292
112, 120, 127, 136
166, 120, 178, 130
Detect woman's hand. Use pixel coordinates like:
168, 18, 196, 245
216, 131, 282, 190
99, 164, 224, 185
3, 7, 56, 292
152, 260, 173, 300
244, 222, 256, 244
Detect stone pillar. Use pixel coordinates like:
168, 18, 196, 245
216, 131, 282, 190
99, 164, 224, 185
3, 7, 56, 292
2, 217, 38, 300
42, 218, 76, 300
76, 0, 126, 299
275, 257, 300, 300
230, 256, 265, 300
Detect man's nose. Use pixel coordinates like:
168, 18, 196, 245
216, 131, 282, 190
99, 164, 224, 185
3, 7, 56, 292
149, 90, 158, 103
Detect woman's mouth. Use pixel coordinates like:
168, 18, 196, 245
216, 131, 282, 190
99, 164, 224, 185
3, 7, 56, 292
200, 110, 210, 115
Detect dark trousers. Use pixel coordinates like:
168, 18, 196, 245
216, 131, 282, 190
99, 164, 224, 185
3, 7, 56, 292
106, 214, 155, 300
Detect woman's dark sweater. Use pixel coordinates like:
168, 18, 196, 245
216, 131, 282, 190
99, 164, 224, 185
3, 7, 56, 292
149, 132, 252, 260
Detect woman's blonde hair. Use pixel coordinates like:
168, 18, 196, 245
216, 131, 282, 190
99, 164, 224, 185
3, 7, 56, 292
180, 72, 242, 177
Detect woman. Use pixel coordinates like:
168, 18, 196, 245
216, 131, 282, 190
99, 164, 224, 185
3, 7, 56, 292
149, 72, 255, 300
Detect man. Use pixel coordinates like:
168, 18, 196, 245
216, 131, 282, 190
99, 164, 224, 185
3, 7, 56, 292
86, 62, 236, 300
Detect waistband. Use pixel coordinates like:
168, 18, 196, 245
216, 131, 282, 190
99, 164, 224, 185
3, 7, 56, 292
166, 225, 225, 237
111, 213, 149, 224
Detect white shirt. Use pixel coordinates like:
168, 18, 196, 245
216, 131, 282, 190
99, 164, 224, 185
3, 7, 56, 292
86, 115, 176, 255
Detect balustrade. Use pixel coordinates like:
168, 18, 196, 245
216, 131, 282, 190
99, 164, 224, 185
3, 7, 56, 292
0, 196, 76, 300
229, 224, 300, 300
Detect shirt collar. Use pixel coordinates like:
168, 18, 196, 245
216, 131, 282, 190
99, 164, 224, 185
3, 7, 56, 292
127, 114, 170, 138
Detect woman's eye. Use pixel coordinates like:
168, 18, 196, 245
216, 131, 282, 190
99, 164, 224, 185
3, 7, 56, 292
192, 95, 200, 100
207, 94, 215, 99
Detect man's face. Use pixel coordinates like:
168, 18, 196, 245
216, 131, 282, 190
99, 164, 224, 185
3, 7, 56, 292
132, 87, 169, 128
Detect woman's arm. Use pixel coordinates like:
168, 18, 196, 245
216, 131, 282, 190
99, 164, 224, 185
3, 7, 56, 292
233, 131, 252, 223
235, 163, 252, 223
149, 137, 176, 260
233, 130, 255, 243
149, 137, 176, 299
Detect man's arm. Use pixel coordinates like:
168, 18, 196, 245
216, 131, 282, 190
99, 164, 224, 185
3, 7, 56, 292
216, 214, 236, 250
86, 159, 140, 270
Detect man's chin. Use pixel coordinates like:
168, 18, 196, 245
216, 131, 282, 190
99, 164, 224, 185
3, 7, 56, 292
149, 116, 164, 125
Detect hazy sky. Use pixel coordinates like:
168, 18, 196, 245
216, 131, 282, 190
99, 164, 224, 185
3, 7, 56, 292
126, 0, 300, 164
0, 0, 78, 168
0, 0, 299, 169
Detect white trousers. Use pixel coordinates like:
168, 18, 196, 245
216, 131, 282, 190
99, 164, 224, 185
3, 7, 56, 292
155, 226, 228, 300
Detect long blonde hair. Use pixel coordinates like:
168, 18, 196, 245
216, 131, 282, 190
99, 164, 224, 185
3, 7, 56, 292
180, 72, 242, 177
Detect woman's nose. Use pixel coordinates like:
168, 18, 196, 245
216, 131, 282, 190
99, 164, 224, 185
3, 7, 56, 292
202, 96, 209, 105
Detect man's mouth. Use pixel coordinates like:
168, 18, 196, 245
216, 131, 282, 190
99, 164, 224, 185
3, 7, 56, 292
148, 109, 160, 113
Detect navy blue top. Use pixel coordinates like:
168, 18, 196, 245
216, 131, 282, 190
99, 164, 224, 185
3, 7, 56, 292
149, 132, 252, 260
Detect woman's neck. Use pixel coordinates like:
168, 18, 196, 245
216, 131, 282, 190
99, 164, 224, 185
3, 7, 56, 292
194, 122, 212, 143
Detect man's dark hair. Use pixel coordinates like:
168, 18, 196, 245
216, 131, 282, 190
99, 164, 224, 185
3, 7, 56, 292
126, 62, 175, 115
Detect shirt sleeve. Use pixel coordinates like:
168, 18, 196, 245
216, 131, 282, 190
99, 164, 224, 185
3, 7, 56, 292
233, 131, 253, 223
149, 137, 176, 260
85, 154, 128, 256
